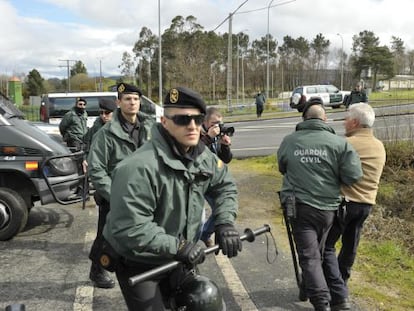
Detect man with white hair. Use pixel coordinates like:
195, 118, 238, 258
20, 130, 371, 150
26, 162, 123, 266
323, 103, 386, 311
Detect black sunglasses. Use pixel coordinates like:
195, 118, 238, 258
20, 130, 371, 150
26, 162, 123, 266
99, 110, 112, 115
165, 114, 205, 126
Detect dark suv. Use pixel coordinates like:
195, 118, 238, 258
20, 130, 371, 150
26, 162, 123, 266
0, 92, 84, 240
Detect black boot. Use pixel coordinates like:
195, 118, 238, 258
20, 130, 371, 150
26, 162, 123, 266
331, 298, 351, 311
314, 302, 331, 311
89, 262, 116, 289
298, 280, 308, 301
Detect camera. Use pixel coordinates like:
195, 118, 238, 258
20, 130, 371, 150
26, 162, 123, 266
219, 124, 235, 137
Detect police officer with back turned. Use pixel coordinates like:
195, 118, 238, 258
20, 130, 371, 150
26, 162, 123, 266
277, 97, 362, 311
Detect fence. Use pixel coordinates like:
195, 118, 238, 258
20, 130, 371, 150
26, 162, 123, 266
18, 104, 40, 121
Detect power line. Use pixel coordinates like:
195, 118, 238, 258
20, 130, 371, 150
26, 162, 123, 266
213, 0, 295, 31
213, 0, 249, 32
58, 59, 77, 92
237, 0, 296, 15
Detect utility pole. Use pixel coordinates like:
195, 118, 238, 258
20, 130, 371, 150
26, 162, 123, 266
266, 0, 275, 100
99, 59, 103, 92
214, 0, 249, 114
59, 59, 77, 92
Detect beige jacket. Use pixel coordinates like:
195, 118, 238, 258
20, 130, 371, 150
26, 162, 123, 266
341, 128, 386, 205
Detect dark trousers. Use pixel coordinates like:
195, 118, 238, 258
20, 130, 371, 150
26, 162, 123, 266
323, 216, 349, 303
116, 262, 193, 311
89, 194, 110, 263
256, 104, 264, 117
326, 202, 371, 284
290, 203, 335, 307
116, 263, 168, 311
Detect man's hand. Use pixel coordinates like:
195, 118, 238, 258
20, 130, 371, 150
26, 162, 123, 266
220, 135, 231, 145
207, 124, 220, 138
214, 224, 242, 258
82, 160, 88, 174
174, 240, 206, 266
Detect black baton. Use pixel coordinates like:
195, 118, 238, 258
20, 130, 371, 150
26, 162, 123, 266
128, 224, 271, 286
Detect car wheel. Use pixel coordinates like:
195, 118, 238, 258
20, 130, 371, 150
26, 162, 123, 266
0, 188, 29, 241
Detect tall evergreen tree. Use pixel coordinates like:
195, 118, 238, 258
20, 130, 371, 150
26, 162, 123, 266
26, 69, 45, 96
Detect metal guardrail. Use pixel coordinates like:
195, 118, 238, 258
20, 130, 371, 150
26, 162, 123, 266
40, 150, 86, 205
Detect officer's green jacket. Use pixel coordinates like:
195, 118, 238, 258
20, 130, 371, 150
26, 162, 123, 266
277, 119, 362, 210
87, 108, 155, 202
83, 117, 104, 158
103, 123, 238, 265
59, 108, 88, 144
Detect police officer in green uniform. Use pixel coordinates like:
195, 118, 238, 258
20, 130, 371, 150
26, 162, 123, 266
103, 87, 242, 310
59, 97, 88, 151
344, 82, 368, 108
87, 83, 155, 288
82, 98, 118, 172
83, 98, 118, 155
278, 98, 362, 311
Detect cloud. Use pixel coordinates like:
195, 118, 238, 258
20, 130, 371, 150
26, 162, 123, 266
1, 0, 414, 80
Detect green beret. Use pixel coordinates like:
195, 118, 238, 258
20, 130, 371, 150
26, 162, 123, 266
163, 87, 206, 114
99, 98, 118, 112
117, 83, 142, 96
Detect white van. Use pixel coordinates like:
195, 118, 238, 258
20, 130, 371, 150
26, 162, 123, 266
40, 92, 163, 127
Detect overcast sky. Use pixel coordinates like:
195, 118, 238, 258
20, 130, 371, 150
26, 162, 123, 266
1, 0, 413, 79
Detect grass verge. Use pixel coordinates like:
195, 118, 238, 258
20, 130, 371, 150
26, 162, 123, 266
229, 155, 414, 311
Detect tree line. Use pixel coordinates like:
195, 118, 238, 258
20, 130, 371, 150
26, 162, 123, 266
5, 15, 414, 104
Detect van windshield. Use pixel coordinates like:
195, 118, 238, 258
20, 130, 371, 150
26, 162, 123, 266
48, 95, 118, 117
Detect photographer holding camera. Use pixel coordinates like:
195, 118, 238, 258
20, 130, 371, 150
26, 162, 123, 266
200, 107, 233, 164
200, 107, 234, 245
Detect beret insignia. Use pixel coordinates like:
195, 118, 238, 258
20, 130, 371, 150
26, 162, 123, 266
170, 88, 179, 104
118, 83, 126, 93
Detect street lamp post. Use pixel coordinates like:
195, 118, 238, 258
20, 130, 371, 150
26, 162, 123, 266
241, 52, 245, 106
337, 33, 344, 91
158, 0, 162, 105
236, 34, 240, 107
226, 13, 233, 113
266, 0, 275, 100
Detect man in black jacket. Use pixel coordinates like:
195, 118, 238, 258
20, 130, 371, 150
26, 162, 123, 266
200, 107, 233, 245
345, 82, 367, 108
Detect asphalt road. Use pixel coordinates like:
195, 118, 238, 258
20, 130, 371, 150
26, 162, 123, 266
4, 108, 403, 310
229, 106, 414, 158
0, 199, 320, 311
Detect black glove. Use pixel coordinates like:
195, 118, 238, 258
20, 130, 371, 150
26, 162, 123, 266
174, 239, 206, 266
214, 224, 242, 258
